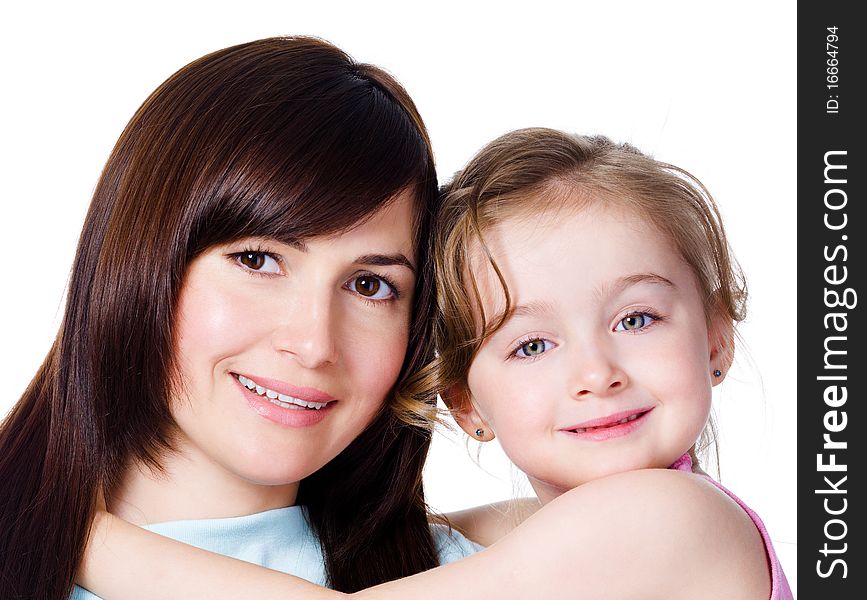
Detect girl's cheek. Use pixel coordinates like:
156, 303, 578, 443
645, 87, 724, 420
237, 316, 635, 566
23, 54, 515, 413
473, 359, 535, 429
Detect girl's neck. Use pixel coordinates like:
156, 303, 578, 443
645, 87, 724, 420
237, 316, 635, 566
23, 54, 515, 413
528, 451, 705, 506
109, 437, 299, 525
528, 476, 567, 506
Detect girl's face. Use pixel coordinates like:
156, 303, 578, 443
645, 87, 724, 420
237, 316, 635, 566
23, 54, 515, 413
170, 191, 418, 501
459, 201, 730, 504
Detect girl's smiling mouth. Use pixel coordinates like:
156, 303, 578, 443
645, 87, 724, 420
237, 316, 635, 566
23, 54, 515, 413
560, 407, 654, 441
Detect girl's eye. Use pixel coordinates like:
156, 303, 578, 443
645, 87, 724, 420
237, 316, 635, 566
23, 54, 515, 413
615, 312, 656, 332
347, 275, 395, 301
515, 338, 552, 359
236, 251, 281, 274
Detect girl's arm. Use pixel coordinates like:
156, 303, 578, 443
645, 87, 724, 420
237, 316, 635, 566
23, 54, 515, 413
444, 497, 541, 547
81, 511, 342, 600
81, 470, 769, 600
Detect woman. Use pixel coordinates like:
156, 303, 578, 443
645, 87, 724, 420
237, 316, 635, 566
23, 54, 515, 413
0, 36, 479, 600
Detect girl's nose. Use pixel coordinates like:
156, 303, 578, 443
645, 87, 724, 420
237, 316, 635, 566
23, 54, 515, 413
271, 294, 339, 369
569, 342, 628, 399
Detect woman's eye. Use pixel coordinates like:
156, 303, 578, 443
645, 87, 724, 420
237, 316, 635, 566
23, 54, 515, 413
515, 338, 552, 358
615, 313, 656, 332
236, 251, 281, 274
347, 275, 395, 300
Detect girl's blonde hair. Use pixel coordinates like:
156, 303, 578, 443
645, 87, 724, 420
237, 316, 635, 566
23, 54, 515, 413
433, 128, 747, 466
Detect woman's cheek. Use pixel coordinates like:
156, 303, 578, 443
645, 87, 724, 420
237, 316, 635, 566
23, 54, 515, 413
341, 307, 411, 401
176, 286, 259, 366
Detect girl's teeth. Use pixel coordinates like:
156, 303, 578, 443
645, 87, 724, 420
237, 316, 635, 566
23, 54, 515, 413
266, 389, 278, 399
574, 412, 643, 433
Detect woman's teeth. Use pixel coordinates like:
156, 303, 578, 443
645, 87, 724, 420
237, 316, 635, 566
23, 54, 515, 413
573, 413, 642, 433
236, 375, 328, 410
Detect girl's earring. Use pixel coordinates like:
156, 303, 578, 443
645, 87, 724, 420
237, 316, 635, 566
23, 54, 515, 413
475, 428, 485, 438
713, 369, 722, 378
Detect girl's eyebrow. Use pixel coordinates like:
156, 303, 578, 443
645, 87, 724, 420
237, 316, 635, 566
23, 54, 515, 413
609, 272, 676, 295
489, 275, 674, 329
490, 299, 557, 329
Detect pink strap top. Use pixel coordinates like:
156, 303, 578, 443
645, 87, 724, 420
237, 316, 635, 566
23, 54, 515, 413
669, 455, 793, 600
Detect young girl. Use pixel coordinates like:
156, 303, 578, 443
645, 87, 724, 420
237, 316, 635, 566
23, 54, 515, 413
78, 128, 792, 599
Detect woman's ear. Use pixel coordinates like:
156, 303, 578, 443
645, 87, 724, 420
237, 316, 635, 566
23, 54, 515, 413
707, 309, 735, 386
441, 385, 494, 441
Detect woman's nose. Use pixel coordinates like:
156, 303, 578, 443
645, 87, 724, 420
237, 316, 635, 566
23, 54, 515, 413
271, 293, 339, 369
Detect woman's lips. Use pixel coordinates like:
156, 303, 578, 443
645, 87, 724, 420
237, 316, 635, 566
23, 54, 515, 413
233, 373, 337, 428
234, 372, 336, 404
560, 407, 654, 441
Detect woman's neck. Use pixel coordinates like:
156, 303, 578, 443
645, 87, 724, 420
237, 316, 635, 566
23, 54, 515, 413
109, 437, 299, 525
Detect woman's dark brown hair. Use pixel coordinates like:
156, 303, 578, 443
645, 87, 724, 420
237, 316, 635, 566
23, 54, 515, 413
0, 37, 440, 598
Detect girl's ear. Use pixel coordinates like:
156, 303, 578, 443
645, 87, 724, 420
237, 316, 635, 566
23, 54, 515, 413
707, 305, 735, 386
442, 385, 494, 442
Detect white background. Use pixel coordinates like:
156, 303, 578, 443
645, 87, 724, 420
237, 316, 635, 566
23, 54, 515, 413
1, 1, 796, 593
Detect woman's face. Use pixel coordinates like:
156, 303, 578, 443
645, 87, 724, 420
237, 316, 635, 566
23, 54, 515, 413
170, 191, 418, 499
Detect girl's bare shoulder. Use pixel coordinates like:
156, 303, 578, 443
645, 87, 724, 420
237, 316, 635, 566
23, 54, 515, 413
493, 469, 771, 599
554, 467, 738, 515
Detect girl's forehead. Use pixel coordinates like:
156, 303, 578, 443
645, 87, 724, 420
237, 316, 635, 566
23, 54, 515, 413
477, 185, 648, 238
468, 203, 695, 308
480, 201, 661, 255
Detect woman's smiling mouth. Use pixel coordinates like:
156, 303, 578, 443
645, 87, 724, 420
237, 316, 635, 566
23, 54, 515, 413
235, 374, 332, 410
233, 373, 337, 427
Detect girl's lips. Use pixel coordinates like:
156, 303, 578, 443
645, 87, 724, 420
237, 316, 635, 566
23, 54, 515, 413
564, 406, 655, 430
560, 407, 654, 441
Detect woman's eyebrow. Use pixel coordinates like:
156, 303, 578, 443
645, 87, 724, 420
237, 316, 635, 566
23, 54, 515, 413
354, 253, 416, 274
270, 239, 416, 273
252, 236, 307, 251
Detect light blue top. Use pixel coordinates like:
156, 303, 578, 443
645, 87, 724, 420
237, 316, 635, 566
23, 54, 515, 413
71, 506, 482, 598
